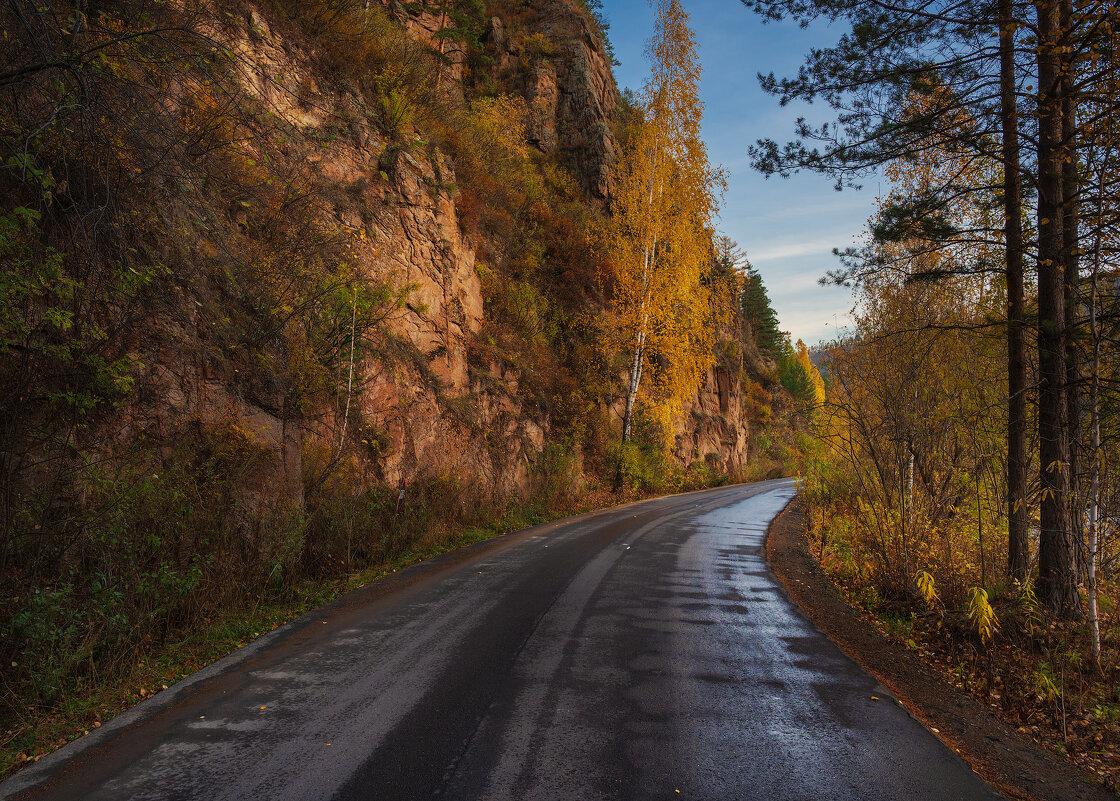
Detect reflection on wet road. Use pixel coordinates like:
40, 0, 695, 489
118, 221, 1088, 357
2, 479, 1001, 801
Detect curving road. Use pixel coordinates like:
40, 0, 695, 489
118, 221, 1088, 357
2, 478, 1002, 800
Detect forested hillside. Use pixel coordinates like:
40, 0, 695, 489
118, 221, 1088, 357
744, 0, 1120, 784
0, 0, 810, 770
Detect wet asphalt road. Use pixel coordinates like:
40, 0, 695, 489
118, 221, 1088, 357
2, 478, 1002, 801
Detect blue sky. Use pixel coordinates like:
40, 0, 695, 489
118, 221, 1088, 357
603, 0, 879, 345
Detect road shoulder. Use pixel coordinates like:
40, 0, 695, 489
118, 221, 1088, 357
766, 498, 1115, 801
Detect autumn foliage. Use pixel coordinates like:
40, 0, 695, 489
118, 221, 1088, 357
767, 7, 1120, 776
602, 0, 725, 448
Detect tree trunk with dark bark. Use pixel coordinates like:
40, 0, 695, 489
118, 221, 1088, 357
1060, 0, 1085, 582
1000, 0, 1030, 583
1035, 0, 1080, 617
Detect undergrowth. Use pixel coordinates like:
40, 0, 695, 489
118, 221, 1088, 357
805, 487, 1120, 791
1, 467, 722, 778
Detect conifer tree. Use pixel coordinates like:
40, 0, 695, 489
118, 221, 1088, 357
740, 0, 1120, 615
740, 266, 782, 361
741, 3, 1041, 586
998, 0, 1029, 584
777, 336, 812, 406
777, 336, 825, 409
796, 339, 826, 406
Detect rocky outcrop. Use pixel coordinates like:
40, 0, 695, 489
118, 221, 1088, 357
0, 0, 770, 736
553, 13, 618, 202
133, 0, 747, 508
392, 2, 469, 89
676, 366, 749, 473
526, 62, 560, 152
118, 4, 549, 509
485, 0, 618, 202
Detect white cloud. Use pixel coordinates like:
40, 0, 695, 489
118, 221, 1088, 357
747, 237, 844, 263
767, 271, 833, 295
784, 310, 854, 346
755, 197, 872, 223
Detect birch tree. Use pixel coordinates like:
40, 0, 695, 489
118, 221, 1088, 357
606, 0, 724, 444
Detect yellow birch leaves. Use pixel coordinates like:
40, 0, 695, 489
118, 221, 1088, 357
604, 0, 725, 444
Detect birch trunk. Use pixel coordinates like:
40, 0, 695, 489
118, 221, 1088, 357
622, 238, 655, 443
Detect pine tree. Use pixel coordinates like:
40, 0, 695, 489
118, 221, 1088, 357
740, 267, 782, 360
777, 336, 812, 406
795, 338, 826, 406
998, 0, 1029, 584
1034, 0, 1078, 615
740, 0, 1120, 616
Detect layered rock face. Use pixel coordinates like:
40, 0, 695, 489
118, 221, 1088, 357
487, 0, 618, 203
129, 0, 752, 509
676, 366, 750, 474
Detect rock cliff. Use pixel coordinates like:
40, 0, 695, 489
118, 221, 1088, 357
1, 0, 772, 622
163, 0, 755, 504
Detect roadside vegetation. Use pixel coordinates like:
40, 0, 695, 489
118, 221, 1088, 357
743, 0, 1120, 786
0, 476, 726, 774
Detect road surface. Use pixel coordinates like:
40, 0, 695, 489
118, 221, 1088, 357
1, 478, 1001, 800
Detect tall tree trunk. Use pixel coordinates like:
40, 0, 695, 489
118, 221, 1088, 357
1035, 0, 1080, 617
1000, 0, 1030, 583
622, 240, 656, 444
1088, 246, 1101, 663
622, 328, 646, 443
1060, 0, 1084, 581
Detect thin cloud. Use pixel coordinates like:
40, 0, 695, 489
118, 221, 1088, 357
748, 237, 844, 262
755, 198, 871, 222
768, 271, 837, 295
